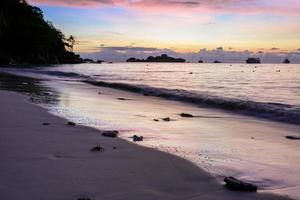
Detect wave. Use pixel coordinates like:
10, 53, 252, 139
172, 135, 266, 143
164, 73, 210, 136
9, 69, 299, 125
84, 80, 300, 125
33, 70, 90, 79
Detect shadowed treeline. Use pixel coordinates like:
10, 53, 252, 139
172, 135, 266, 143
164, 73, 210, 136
0, 0, 82, 65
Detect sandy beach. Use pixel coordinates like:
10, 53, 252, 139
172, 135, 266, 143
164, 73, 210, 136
1, 0, 300, 199
0, 89, 293, 200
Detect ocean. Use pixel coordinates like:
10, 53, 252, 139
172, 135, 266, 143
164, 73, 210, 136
4, 62, 300, 124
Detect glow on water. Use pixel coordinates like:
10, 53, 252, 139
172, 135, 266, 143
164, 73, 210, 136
42, 79, 300, 200
44, 63, 300, 106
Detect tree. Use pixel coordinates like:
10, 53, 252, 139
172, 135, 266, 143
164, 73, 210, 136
0, 0, 82, 65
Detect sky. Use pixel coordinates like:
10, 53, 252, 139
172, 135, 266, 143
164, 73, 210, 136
29, 0, 300, 63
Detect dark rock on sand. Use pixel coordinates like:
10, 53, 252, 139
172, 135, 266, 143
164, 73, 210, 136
180, 113, 194, 118
153, 119, 159, 122
67, 121, 76, 126
117, 97, 131, 100
162, 117, 171, 122
91, 145, 105, 152
286, 136, 300, 140
102, 130, 119, 138
224, 177, 257, 192
133, 135, 143, 142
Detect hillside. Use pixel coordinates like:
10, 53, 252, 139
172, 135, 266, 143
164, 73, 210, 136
0, 0, 82, 65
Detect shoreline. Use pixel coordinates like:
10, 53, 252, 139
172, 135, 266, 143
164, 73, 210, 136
0, 89, 293, 199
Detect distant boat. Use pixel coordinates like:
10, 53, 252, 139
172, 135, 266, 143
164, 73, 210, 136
283, 58, 290, 64
246, 58, 261, 64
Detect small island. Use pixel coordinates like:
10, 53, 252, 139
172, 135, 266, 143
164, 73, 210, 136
126, 54, 185, 63
246, 58, 261, 64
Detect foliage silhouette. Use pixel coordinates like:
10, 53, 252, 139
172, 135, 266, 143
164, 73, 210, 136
0, 0, 82, 65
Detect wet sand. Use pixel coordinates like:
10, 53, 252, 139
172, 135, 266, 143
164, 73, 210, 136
43, 80, 300, 199
0, 83, 293, 199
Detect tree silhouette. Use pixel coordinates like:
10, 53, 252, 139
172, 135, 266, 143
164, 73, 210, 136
0, 0, 82, 65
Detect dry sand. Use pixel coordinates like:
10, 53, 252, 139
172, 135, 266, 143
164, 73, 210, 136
0, 90, 291, 200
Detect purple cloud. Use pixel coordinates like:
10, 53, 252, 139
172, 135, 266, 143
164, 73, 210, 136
29, 0, 300, 14
80, 45, 300, 63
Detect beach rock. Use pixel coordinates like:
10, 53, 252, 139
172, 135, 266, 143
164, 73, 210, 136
180, 113, 194, 118
91, 145, 105, 152
117, 97, 130, 100
113, 146, 117, 150
42, 122, 50, 126
224, 177, 257, 192
30, 97, 34, 101
77, 198, 91, 200
42, 92, 52, 96
98, 92, 102, 94
153, 119, 159, 122
286, 136, 300, 140
162, 117, 171, 122
133, 135, 143, 142
102, 130, 119, 138
67, 121, 76, 126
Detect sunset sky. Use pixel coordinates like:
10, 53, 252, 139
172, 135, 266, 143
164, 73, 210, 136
29, 0, 300, 62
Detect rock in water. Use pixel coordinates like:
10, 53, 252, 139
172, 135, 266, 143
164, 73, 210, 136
42, 92, 52, 96
224, 177, 257, 192
102, 130, 119, 138
67, 121, 76, 126
180, 113, 194, 118
42, 122, 50, 126
90, 145, 105, 152
133, 135, 143, 142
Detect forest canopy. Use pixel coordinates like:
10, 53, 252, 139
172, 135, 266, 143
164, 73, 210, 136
0, 0, 82, 65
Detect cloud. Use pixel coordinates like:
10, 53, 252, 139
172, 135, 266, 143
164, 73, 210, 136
99, 46, 159, 51
29, 0, 300, 14
271, 47, 280, 51
80, 45, 300, 63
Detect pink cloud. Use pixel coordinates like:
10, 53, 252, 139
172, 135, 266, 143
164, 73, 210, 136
28, 0, 300, 14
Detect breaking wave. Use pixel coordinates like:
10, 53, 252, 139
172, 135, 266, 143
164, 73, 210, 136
84, 80, 300, 125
